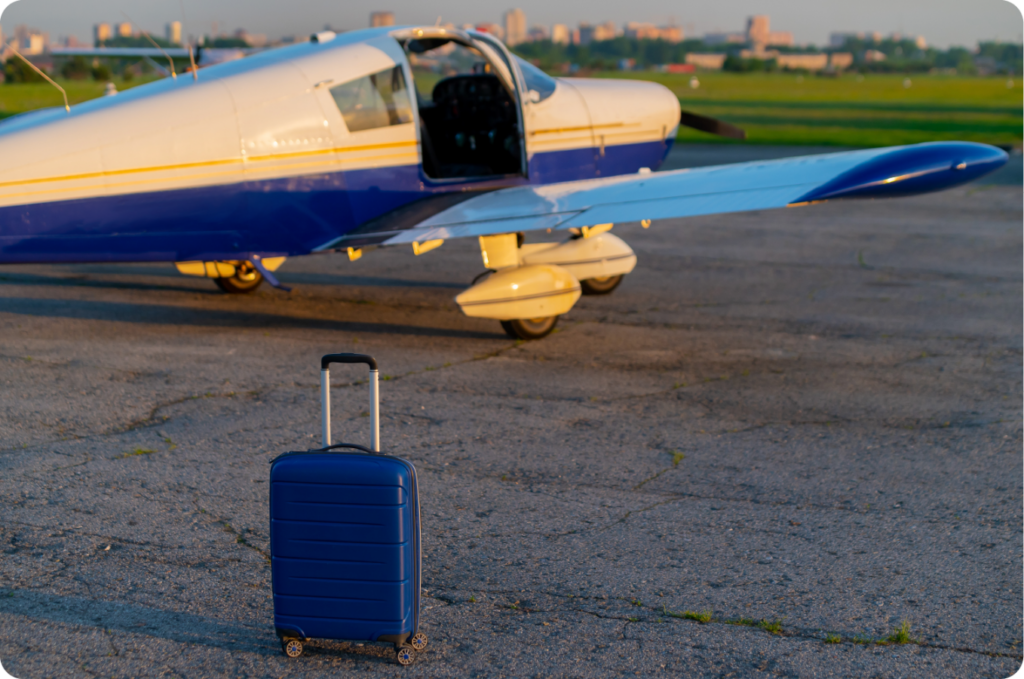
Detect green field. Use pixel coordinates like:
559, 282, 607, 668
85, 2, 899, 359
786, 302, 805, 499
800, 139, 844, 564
596, 71, 1022, 147
0, 72, 1019, 149
0, 78, 158, 118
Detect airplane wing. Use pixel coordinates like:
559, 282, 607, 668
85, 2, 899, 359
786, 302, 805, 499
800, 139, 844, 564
338, 142, 1006, 248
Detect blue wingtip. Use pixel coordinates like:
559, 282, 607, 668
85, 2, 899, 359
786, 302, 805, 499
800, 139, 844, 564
793, 142, 1009, 204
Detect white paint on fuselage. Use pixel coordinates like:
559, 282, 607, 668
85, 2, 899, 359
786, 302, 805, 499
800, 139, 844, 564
0, 26, 680, 213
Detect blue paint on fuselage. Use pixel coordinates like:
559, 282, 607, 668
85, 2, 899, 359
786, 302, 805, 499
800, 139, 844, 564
0, 140, 672, 264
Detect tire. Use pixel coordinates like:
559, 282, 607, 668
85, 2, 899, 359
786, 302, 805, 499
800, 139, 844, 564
214, 261, 264, 294
500, 316, 559, 340
580, 274, 624, 296
283, 638, 304, 658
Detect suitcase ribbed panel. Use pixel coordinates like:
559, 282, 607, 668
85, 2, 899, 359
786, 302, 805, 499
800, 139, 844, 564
270, 453, 419, 642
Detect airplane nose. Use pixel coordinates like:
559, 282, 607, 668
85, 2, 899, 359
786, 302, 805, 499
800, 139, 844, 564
795, 142, 1009, 202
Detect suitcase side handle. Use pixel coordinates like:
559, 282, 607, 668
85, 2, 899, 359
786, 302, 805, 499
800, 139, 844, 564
320, 353, 379, 452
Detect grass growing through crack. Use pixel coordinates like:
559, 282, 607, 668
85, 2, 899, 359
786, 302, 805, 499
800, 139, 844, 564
682, 610, 714, 623
671, 451, 685, 466
885, 620, 913, 644
116, 448, 154, 459
825, 633, 842, 644
759, 619, 784, 635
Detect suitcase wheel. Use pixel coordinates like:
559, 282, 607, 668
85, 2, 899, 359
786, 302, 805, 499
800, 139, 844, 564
411, 632, 428, 651
396, 646, 415, 666
282, 638, 304, 658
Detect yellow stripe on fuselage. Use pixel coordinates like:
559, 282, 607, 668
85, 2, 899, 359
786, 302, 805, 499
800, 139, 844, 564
0, 151, 420, 202
0, 140, 420, 191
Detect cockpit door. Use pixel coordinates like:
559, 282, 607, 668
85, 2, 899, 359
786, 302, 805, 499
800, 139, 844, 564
391, 28, 528, 182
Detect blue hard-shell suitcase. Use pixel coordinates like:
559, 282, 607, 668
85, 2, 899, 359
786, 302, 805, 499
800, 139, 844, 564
270, 354, 427, 665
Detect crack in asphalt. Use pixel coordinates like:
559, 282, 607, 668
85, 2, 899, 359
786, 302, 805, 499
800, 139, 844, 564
425, 585, 1023, 660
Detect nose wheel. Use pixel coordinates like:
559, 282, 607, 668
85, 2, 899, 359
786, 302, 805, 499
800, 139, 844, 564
500, 316, 559, 340
580, 274, 624, 295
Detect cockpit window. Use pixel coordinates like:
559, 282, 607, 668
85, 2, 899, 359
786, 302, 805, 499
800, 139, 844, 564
330, 66, 413, 133
514, 56, 557, 103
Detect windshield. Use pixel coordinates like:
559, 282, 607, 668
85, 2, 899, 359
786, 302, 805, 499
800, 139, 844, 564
514, 56, 557, 102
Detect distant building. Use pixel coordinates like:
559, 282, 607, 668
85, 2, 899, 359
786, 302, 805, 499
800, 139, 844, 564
829, 53, 853, 70
704, 32, 746, 45
593, 21, 619, 41
527, 25, 548, 42
685, 53, 727, 70
166, 21, 181, 45
914, 35, 927, 49
94, 22, 112, 44
370, 11, 394, 28
551, 24, 570, 44
623, 22, 683, 43
504, 9, 526, 46
476, 23, 505, 41
776, 53, 828, 71
14, 25, 47, 54
863, 49, 887, 63
117, 22, 133, 38
577, 23, 594, 45
830, 31, 887, 47
747, 15, 770, 46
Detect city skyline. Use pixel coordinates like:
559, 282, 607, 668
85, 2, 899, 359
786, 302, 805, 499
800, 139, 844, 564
2, 0, 1021, 49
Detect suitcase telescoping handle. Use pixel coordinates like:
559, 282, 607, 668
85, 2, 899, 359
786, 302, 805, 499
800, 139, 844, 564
320, 353, 379, 452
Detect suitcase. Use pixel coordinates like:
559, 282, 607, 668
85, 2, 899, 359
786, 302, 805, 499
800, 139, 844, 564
269, 353, 427, 665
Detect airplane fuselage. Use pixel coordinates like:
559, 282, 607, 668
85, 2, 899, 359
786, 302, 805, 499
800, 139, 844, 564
0, 27, 680, 265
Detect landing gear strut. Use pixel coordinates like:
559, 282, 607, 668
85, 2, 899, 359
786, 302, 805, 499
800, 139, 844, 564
214, 261, 264, 294
501, 316, 559, 340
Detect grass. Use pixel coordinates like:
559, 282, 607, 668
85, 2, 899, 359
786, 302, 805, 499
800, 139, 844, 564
681, 609, 713, 623
0, 77, 160, 119
595, 71, 1022, 147
824, 633, 842, 644
117, 447, 155, 459
885, 620, 913, 645
759, 618, 784, 635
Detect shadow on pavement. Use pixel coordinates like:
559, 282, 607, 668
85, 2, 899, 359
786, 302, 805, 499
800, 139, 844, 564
0, 589, 273, 655
0, 297, 504, 340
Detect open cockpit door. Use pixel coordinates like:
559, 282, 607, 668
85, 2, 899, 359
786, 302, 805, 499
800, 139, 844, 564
390, 28, 527, 181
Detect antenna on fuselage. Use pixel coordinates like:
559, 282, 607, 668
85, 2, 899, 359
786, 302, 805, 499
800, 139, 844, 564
120, 10, 177, 79
179, 0, 199, 80
4, 41, 70, 113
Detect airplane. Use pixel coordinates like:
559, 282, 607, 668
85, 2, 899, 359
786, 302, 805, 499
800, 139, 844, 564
0, 26, 1008, 339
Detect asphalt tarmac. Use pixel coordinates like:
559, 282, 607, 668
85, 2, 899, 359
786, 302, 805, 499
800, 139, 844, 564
0, 148, 1021, 678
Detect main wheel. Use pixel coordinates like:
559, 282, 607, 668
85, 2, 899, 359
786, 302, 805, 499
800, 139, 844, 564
214, 261, 264, 294
282, 638, 304, 658
580, 274, 624, 296
411, 632, 428, 651
500, 316, 559, 340
396, 646, 414, 665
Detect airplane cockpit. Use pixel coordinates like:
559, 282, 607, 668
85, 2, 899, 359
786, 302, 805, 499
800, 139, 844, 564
400, 36, 524, 180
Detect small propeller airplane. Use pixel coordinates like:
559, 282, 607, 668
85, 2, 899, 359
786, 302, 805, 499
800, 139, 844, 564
0, 26, 1008, 339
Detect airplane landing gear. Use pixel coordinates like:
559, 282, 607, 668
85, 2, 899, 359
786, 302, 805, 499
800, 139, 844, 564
214, 261, 264, 294
580, 274, 624, 296
501, 316, 559, 340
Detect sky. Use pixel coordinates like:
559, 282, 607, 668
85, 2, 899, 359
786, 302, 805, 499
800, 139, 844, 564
1, 0, 1021, 48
